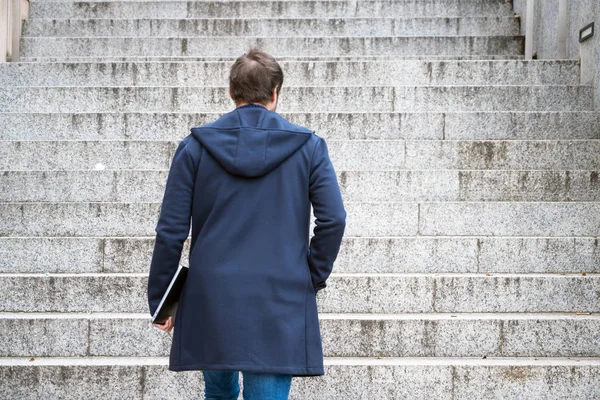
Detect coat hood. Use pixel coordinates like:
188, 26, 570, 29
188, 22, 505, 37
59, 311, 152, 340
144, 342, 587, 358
190, 105, 313, 178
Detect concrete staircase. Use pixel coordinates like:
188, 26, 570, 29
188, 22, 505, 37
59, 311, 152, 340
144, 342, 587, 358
1, 0, 600, 398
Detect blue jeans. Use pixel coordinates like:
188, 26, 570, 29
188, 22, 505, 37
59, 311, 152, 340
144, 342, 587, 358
202, 369, 292, 400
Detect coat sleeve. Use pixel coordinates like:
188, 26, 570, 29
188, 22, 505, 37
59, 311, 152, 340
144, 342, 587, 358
147, 138, 196, 317
307, 136, 347, 293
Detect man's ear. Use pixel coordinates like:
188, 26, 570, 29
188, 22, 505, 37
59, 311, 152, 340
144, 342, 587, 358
227, 86, 232, 100
271, 86, 279, 103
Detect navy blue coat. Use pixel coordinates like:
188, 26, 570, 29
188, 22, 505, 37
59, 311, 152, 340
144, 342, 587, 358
147, 104, 347, 376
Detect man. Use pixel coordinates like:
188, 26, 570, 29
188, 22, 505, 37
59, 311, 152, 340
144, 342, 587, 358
147, 48, 346, 400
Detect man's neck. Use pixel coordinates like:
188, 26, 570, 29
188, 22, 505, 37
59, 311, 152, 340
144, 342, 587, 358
236, 102, 267, 109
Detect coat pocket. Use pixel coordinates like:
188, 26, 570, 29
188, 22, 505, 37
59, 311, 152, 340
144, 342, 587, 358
305, 259, 317, 294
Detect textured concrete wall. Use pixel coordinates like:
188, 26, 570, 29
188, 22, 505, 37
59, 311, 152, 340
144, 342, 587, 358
595, 2, 599, 109
513, 0, 598, 109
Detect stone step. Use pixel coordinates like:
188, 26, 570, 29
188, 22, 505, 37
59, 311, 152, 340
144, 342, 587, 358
3, 170, 600, 203
19, 36, 525, 59
0, 140, 405, 170
0, 60, 580, 87
2, 312, 599, 358
1, 112, 598, 141
28, 0, 515, 20
2, 139, 599, 171
21, 17, 520, 37
2, 356, 599, 399
0, 86, 593, 113
1, 236, 599, 275
7, 0, 597, 396
1, 272, 598, 313
1, 201, 599, 237
20, 54, 527, 62
402, 140, 600, 170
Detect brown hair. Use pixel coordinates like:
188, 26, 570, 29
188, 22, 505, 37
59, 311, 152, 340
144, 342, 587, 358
229, 48, 284, 105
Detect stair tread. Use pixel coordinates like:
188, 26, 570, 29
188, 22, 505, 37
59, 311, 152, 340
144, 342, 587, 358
1, 272, 597, 277
1, 311, 598, 319
2, 356, 600, 367
5, 0, 600, 393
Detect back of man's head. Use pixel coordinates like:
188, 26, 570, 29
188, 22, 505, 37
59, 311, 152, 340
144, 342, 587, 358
229, 48, 284, 107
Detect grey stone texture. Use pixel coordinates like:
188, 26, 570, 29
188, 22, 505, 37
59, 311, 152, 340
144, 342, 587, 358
406, 140, 600, 170
1, 274, 598, 313
20, 54, 529, 62
0, 86, 594, 113
2, 236, 598, 274
1, 359, 599, 399
513, 0, 600, 111
2, 313, 600, 358
4, 140, 600, 172
22, 17, 521, 37
419, 202, 600, 236
1, 111, 598, 141
1, 0, 600, 396
3, 170, 600, 202
20, 36, 526, 59
0, 60, 581, 87
476, 237, 600, 273
0, 112, 413, 140
28, 0, 515, 19
0, 201, 415, 236
0, 140, 404, 170
2, 201, 599, 237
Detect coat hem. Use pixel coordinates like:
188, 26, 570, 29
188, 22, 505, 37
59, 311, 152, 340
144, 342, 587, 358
168, 362, 324, 377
